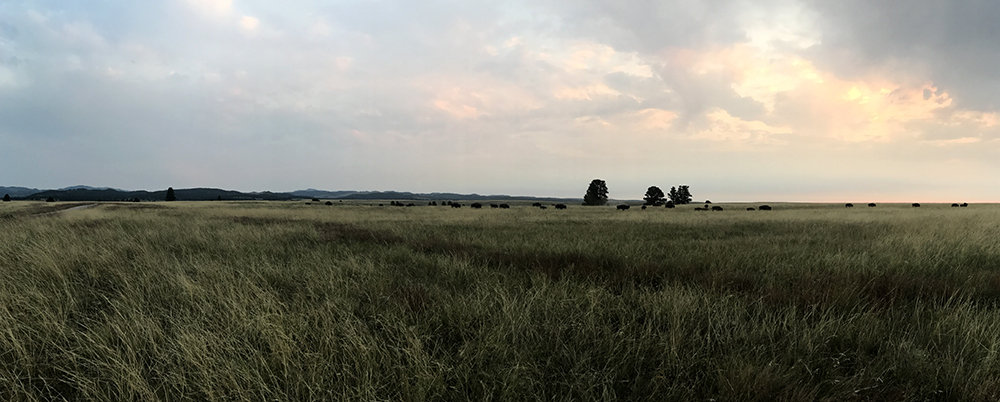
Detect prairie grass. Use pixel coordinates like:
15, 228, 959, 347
1, 200, 1000, 401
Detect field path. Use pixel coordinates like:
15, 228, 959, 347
34, 202, 100, 216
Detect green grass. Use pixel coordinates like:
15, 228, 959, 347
2, 200, 1000, 401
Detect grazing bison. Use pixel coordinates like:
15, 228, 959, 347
912, 203, 920, 207
616, 204, 630, 211
532, 202, 543, 207
539, 205, 547, 209
952, 203, 960, 207
555, 204, 567, 209
758, 205, 771, 211
451, 203, 462, 208
961, 203, 969, 207
664, 202, 675, 209
747, 207, 755, 211
868, 203, 876, 207
845, 203, 854, 208
641, 205, 647, 210
406, 203, 415, 207
711, 206, 723, 211
471, 203, 483, 209
490, 204, 499, 208
499, 204, 510, 209
429, 201, 437, 206
325, 201, 333, 206
694, 207, 707, 211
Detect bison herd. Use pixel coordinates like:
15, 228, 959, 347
368, 201, 971, 212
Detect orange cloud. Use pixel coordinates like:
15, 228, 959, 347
666, 43, 977, 143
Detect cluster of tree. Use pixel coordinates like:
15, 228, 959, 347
642, 185, 693, 206
666, 185, 693, 205
583, 179, 694, 207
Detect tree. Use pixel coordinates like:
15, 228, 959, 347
643, 186, 665, 206
2, 194, 9, 202
667, 185, 693, 205
678, 185, 693, 204
165, 187, 176, 202
583, 179, 608, 206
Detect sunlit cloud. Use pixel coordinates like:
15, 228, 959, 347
239, 16, 260, 32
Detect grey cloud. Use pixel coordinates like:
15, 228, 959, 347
530, 0, 751, 53
806, 0, 1000, 109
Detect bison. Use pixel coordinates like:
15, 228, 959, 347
912, 203, 920, 207
694, 207, 707, 211
499, 204, 510, 209
471, 203, 483, 209
664, 202, 675, 209
868, 203, 876, 207
845, 203, 854, 208
490, 204, 499, 208
539, 205, 547, 209
532, 202, 543, 207
325, 201, 333, 206
746, 207, 755, 211
758, 205, 771, 211
555, 204, 567, 209
952, 203, 960, 207
711, 206, 723, 211
616, 204, 630, 211
451, 203, 462, 208
961, 203, 969, 207
641, 205, 647, 210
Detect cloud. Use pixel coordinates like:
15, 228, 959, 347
3, 0, 1000, 200
239, 16, 259, 32
183, 0, 233, 17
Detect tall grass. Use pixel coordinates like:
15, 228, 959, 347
1, 201, 999, 401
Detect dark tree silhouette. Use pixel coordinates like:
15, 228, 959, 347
667, 185, 693, 205
583, 179, 609, 206
165, 187, 176, 202
2, 194, 9, 202
643, 186, 666, 206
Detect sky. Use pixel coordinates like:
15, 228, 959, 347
2, 1, 1000, 201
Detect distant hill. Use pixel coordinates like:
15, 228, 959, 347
337, 191, 581, 202
58, 185, 124, 191
0, 186, 42, 198
290, 189, 359, 199
4, 185, 583, 203
22, 188, 298, 202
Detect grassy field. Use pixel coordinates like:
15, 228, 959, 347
2, 200, 1000, 401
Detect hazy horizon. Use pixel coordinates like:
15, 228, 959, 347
3, 1, 1000, 201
